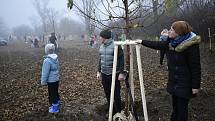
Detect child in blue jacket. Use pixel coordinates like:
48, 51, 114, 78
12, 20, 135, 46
41, 43, 60, 113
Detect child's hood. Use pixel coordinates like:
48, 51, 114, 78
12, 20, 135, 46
46, 54, 58, 63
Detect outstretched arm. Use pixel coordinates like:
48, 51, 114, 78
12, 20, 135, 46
141, 39, 169, 50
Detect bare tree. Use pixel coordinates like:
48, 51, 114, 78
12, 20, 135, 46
68, 0, 215, 72
29, 15, 42, 36
58, 17, 85, 38
47, 8, 59, 33
67, 0, 168, 70
33, 0, 50, 34
70, 0, 100, 38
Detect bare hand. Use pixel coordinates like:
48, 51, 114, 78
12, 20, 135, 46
135, 40, 142, 44
118, 73, 125, 81
96, 72, 101, 80
161, 29, 168, 36
192, 88, 200, 95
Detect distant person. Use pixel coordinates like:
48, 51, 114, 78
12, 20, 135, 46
89, 34, 94, 48
89, 33, 97, 48
30, 38, 34, 48
24, 36, 27, 43
41, 43, 61, 113
33, 38, 39, 48
8, 35, 12, 41
49, 32, 57, 51
137, 21, 201, 121
114, 33, 119, 41
58, 35, 61, 41
96, 29, 125, 115
81, 34, 84, 40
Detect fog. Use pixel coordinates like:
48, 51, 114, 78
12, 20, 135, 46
0, 0, 86, 41
0, 0, 81, 28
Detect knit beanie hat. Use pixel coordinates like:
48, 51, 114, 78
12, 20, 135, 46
45, 43, 55, 54
172, 21, 192, 36
100, 29, 111, 39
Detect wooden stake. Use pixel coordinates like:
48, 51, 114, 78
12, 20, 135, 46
136, 44, 148, 121
108, 45, 118, 121
109, 40, 149, 121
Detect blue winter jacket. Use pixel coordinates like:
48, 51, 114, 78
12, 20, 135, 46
41, 54, 59, 85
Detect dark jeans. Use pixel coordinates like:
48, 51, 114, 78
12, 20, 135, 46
170, 95, 189, 121
101, 73, 122, 113
47, 81, 60, 105
160, 50, 165, 65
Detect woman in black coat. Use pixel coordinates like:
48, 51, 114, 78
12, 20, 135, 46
138, 21, 201, 121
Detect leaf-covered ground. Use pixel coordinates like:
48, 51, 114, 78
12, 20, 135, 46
0, 40, 214, 121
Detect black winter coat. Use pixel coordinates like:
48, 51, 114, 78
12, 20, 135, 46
141, 35, 201, 98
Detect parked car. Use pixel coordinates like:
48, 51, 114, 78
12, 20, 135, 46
0, 39, 7, 46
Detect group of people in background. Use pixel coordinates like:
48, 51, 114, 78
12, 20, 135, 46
40, 20, 201, 121
30, 38, 39, 48
24, 32, 58, 49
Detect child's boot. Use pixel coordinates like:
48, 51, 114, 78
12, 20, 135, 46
49, 103, 59, 113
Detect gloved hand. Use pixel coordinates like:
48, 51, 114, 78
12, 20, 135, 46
96, 72, 101, 80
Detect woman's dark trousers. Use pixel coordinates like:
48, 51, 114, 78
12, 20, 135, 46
170, 95, 189, 121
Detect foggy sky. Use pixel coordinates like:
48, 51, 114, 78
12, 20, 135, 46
0, 0, 80, 28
